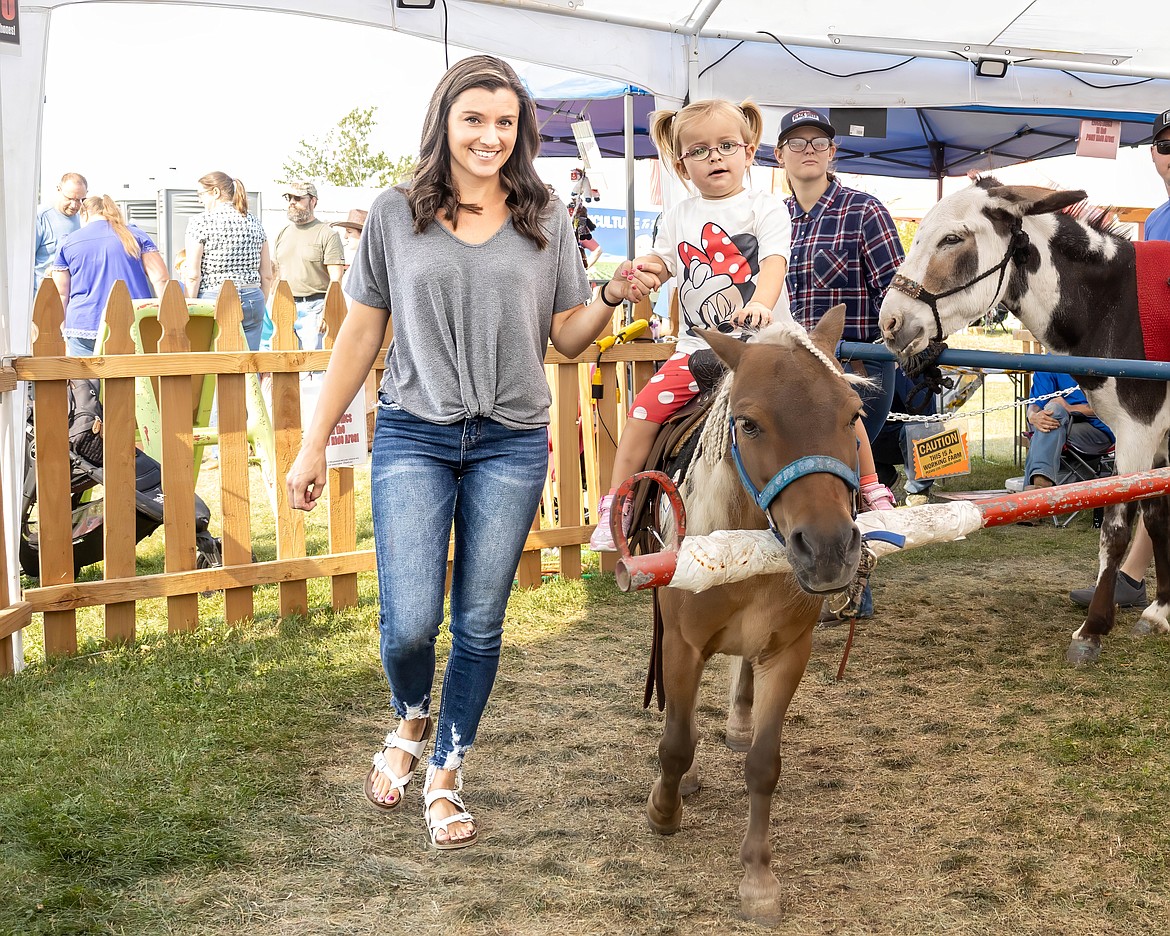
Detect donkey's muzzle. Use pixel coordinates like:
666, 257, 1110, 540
785, 521, 861, 594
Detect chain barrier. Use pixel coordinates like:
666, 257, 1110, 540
885, 386, 1077, 424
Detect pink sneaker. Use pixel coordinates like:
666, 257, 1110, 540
589, 493, 635, 552
589, 494, 618, 551
860, 480, 896, 511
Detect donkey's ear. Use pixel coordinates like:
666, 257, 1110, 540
810, 304, 846, 355
699, 328, 747, 371
986, 184, 1087, 217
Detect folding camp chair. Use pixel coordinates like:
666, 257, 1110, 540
1054, 439, 1116, 528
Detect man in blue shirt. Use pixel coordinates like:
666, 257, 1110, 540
34, 172, 88, 285
1145, 109, 1170, 240
1023, 371, 1113, 490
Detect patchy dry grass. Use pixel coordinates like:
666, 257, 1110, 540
5, 457, 1170, 934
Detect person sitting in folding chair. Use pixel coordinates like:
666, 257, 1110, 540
1023, 370, 1114, 490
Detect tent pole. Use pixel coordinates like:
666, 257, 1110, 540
625, 91, 635, 261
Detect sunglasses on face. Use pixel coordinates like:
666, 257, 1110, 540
781, 137, 833, 154
284, 193, 312, 203
1155, 140, 1170, 155
680, 140, 748, 161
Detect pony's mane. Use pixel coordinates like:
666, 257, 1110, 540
698, 321, 872, 470
1062, 199, 1125, 237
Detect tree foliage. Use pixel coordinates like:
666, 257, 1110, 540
281, 106, 416, 188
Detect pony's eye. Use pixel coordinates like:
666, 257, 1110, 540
738, 417, 760, 437
940, 233, 963, 246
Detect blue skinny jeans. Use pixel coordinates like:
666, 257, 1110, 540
371, 403, 548, 770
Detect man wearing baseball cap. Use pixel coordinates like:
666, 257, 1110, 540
273, 180, 344, 349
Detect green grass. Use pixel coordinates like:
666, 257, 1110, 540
0, 607, 383, 933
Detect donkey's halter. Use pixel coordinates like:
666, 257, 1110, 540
890, 220, 1032, 343
728, 414, 859, 547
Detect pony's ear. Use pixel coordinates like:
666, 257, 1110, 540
985, 184, 1087, 217
698, 328, 747, 371
810, 304, 846, 355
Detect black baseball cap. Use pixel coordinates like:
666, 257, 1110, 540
1154, 109, 1170, 141
777, 107, 836, 143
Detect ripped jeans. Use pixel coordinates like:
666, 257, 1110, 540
371, 403, 548, 770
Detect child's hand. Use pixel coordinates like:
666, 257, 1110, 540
612, 258, 663, 303
731, 301, 773, 330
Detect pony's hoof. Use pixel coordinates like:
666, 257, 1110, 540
739, 876, 783, 925
1066, 637, 1102, 665
680, 766, 702, 798
645, 782, 682, 835
724, 729, 752, 752
1132, 613, 1170, 637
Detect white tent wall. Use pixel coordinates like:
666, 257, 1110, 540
1, 8, 51, 669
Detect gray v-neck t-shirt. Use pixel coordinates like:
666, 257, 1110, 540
346, 186, 590, 430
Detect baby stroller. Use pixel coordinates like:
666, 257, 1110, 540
19, 378, 222, 579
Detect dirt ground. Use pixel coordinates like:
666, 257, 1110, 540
159, 519, 1170, 936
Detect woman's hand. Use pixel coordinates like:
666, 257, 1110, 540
286, 445, 328, 511
731, 300, 774, 330
610, 257, 664, 304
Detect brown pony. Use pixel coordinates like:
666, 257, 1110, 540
647, 306, 867, 923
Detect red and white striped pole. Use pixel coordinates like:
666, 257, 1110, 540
614, 468, 1170, 593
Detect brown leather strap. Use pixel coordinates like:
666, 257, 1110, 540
644, 588, 666, 711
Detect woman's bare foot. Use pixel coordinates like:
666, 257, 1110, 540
370, 717, 429, 807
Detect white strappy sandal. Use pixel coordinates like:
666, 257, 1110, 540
363, 720, 432, 812
422, 764, 478, 850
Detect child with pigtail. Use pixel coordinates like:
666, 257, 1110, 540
590, 98, 894, 552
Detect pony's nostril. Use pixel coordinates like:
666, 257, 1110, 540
787, 528, 812, 562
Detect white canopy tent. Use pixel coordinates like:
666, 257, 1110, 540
4, 0, 1170, 658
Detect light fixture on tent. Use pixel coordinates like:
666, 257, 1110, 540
827, 34, 1131, 69
974, 57, 1010, 79
395, 0, 436, 8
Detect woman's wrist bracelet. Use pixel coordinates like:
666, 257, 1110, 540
599, 280, 624, 307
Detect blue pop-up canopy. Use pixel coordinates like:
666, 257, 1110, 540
758, 104, 1160, 179
523, 65, 659, 160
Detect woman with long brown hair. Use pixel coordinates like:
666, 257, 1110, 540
286, 55, 658, 850
184, 172, 274, 350
52, 195, 169, 355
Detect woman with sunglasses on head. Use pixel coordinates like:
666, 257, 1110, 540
183, 172, 274, 350
285, 55, 656, 850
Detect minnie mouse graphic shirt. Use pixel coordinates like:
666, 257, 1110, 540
650, 188, 793, 355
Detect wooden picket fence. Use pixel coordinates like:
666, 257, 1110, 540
0, 278, 672, 674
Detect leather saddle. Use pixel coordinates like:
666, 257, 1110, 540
623, 348, 727, 711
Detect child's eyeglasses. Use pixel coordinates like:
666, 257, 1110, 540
1154, 140, 1170, 155
781, 137, 833, 154
681, 140, 748, 161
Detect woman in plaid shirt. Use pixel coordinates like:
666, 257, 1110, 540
775, 107, 905, 619
774, 107, 904, 447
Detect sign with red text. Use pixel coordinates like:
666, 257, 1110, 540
1076, 118, 1121, 159
300, 375, 368, 468
0, 0, 19, 47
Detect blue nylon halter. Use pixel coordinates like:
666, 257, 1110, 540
728, 414, 860, 546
